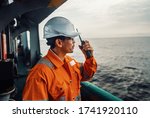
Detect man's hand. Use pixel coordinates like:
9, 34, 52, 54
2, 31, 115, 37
79, 40, 94, 58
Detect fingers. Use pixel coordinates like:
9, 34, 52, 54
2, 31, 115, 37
82, 40, 94, 51
79, 40, 94, 58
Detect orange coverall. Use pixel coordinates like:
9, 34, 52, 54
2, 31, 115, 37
22, 49, 97, 101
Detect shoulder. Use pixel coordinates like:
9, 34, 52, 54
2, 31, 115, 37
28, 61, 54, 79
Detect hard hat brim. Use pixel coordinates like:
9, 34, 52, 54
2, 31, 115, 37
44, 31, 80, 39
63, 31, 80, 38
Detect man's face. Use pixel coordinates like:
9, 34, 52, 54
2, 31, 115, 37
61, 37, 75, 53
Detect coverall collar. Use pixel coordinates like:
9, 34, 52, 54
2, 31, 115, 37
45, 49, 64, 68
46, 49, 70, 68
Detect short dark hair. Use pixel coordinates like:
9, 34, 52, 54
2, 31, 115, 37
46, 36, 66, 49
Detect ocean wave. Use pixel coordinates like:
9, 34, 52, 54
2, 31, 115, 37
91, 65, 150, 101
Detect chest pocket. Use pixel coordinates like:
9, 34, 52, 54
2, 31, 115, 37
51, 81, 66, 100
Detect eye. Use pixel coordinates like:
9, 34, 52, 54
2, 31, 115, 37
66, 37, 73, 40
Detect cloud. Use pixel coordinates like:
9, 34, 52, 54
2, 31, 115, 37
109, 0, 150, 24
40, 0, 150, 38
104, 0, 150, 37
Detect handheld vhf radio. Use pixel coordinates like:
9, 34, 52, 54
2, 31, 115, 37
76, 29, 92, 58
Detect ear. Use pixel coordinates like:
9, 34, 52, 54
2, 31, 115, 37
55, 39, 63, 48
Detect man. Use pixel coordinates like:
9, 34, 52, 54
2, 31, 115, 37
22, 16, 97, 101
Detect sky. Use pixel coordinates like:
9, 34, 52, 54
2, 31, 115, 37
39, 0, 150, 38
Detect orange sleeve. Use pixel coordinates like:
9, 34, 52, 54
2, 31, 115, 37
81, 56, 97, 81
22, 65, 50, 101
22, 77, 48, 100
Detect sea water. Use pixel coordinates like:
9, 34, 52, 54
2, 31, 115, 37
40, 37, 150, 101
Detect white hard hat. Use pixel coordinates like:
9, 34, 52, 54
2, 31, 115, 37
44, 16, 80, 39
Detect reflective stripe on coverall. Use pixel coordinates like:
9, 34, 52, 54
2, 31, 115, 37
22, 49, 97, 101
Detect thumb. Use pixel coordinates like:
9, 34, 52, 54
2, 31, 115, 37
78, 45, 83, 50
78, 45, 86, 56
